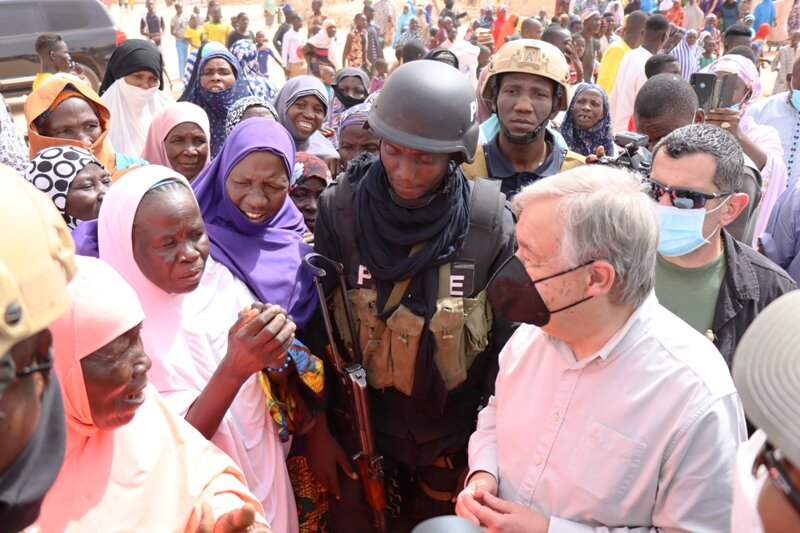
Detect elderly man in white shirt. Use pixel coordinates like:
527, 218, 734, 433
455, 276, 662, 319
455, 165, 747, 532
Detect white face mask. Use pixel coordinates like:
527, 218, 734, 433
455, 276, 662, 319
731, 432, 768, 533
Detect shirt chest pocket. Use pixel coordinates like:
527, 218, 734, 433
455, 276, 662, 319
567, 418, 648, 503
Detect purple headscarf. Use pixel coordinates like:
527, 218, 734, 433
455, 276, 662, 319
191, 117, 317, 329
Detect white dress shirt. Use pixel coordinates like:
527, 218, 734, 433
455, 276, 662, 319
609, 47, 652, 134
745, 92, 800, 187
468, 293, 746, 532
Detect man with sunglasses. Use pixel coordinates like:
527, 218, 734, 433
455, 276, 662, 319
456, 165, 746, 532
0, 167, 76, 530
650, 124, 795, 369
730, 291, 800, 533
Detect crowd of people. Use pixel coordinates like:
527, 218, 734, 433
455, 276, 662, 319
4, 0, 800, 531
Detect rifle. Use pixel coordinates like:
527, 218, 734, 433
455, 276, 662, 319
303, 253, 387, 532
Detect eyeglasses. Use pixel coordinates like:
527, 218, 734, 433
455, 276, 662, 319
0, 347, 53, 407
757, 442, 800, 517
645, 178, 733, 210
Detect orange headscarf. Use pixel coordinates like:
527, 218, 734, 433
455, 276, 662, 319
496, 14, 518, 50
39, 256, 269, 532
24, 76, 118, 176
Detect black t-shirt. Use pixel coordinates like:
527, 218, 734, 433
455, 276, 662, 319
140, 12, 164, 43
227, 30, 255, 49
273, 23, 291, 53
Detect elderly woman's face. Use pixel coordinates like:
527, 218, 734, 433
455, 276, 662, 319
164, 122, 209, 182
200, 58, 236, 92
66, 163, 110, 222
81, 324, 151, 430
39, 97, 101, 148
286, 95, 325, 139
132, 186, 210, 294
124, 70, 159, 90
571, 88, 604, 130
225, 150, 289, 224
290, 176, 327, 232
338, 123, 380, 170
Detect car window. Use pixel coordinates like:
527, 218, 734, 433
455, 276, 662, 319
44, 1, 91, 32
0, 3, 39, 37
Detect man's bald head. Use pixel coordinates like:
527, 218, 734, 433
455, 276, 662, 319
542, 25, 572, 55
521, 17, 544, 39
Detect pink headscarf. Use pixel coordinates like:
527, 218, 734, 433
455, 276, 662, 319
39, 256, 264, 531
141, 102, 211, 172
97, 166, 298, 531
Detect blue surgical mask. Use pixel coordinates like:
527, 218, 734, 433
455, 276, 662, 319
791, 89, 800, 111
657, 199, 729, 257
730, 102, 741, 111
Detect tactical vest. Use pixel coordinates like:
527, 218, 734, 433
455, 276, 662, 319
328, 176, 507, 396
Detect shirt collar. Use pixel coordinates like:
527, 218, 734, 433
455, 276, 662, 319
551, 291, 659, 368
486, 128, 563, 179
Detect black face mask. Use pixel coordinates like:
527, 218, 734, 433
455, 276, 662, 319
0, 373, 66, 532
333, 86, 367, 109
487, 255, 594, 326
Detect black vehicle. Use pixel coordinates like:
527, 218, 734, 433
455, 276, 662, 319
0, 0, 125, 97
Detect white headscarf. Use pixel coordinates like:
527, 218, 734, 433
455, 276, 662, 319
101, 78, 173, 155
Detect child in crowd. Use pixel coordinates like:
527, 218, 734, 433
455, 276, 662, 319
320, 65, 335, 102
426, 27, 439, 49
369, 58, 389, 93
699, 33, 716, 68
569, 34, 586, 83
256, 31, 283, 76
184, 15, 202, 51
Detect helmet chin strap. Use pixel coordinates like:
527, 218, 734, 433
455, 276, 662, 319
495, 87, 561, 145
498, 116, 548, 144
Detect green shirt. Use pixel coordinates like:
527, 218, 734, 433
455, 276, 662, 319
655, 252, 726, 338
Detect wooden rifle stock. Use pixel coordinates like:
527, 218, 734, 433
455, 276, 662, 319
304, 253, 387, 532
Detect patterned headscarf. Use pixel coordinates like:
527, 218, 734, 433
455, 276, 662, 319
179, 48, 253, 158
0, 94, 28, 174
291, 151, 332, 192
230, 39, 276, 101
558, 83, 614, 157
225, 96, 279, 136
25, 145, 106, 229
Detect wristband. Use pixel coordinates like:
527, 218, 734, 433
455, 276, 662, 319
265, 353, 291, 373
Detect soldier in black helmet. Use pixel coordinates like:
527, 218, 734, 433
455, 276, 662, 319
314, 59, 516, 531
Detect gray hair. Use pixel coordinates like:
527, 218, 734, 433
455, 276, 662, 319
652, 123, 744, 192
512, 166, 658, 309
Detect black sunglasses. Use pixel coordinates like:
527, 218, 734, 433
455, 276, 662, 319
757, 442, 800, 517
0, 348, 54, 405
645, 178, 732, 210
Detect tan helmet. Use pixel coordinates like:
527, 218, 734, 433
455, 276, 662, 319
480, 39, 571, 112
0, 165, 76, 355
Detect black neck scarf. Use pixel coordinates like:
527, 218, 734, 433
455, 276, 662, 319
0, 377, 66, 532
353, 155, 470, 413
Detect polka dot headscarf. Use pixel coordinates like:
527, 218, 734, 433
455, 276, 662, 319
25, 145, 105, 229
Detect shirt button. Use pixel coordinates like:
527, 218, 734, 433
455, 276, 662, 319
551, 412, 560, 422
533, 455, 543, 466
